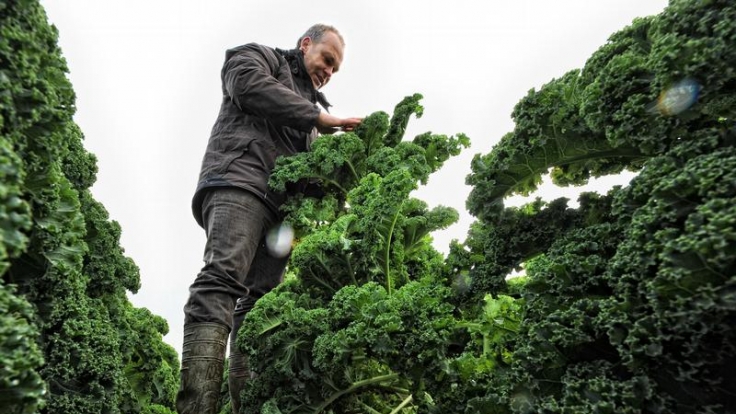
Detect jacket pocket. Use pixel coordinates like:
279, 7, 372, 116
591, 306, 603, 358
215, 136, 254, 175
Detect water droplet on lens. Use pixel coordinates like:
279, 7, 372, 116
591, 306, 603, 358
657, 77, 700, 116
266, 224, 294, 258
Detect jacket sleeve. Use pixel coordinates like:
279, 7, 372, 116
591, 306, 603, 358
223, 44, 320, 133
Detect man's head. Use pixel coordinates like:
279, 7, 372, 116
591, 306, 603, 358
297, 24, 345, 90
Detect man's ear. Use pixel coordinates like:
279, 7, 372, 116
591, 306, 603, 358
300, 36, 312, 52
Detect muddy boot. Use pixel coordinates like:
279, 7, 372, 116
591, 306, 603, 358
228, 297, 257, 414
176, 322, 229, 414
228, 337, 255, 414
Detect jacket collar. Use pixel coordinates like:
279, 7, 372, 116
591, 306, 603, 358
276, 47, 332, 112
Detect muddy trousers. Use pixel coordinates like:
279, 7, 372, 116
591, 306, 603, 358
176, 188, 288, 414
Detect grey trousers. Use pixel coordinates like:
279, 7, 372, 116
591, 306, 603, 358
183, 187, 288, 331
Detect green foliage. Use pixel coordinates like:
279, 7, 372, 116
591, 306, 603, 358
228, 1, 736, 412
272, 94, 468, 298
79, 191, 141, 297
120, 305, 179, 413
0, 138, 31, 276
466, 0, 736, 223
454, 0, 736, 412
0, 282, 45, 414
461, 196, 590, 299
235, 96, 471, 412
465, 71, 643, 222
0, 1, 178, 412
142, 405, 177, 414
600, 142, 736, 411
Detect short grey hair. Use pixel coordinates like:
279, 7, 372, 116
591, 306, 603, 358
297, 24, 345, 48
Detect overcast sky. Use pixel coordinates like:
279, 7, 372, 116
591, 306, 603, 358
41, 0, 667, 355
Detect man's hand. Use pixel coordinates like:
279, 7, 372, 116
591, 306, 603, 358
317, 112, 362, 132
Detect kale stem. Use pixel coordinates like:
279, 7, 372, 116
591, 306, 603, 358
377, 385, 411, 394
309, 265, 337, 294
310, 373, 400, 414
343, 252, 357, 285
384, 204, 403, 295
357, 401, 383, 414
389, 394, 414, 414
309, 174, 349, 195
346, 160, 360, 182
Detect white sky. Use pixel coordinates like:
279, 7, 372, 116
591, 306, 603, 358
41, 0, 668, 355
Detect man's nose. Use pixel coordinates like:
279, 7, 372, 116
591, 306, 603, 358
324, 66, 334, 76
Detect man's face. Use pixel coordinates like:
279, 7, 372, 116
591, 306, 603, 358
301, 31, 344, 90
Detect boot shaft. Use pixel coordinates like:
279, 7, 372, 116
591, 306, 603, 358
176, 322, 229, 414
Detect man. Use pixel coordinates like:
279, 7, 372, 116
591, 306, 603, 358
177, 24, 362, 414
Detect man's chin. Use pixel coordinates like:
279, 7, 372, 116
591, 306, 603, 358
312, 77, 326, 90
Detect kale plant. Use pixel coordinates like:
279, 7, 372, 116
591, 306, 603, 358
454, 0, 735, 412
235, 95, 475, 413
1, 1, 179, 412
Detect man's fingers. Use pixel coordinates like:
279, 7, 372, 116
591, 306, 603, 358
343, 123, 359, 132
342, 117, 362, 130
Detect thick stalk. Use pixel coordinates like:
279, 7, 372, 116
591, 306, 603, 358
383, 204, 402, 295
310, 373, 399, 414
389, 394, 414, 414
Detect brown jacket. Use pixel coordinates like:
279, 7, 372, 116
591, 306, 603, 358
192, 43, 329, 226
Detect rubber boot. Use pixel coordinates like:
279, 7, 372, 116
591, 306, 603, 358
228, 297, 257, 414
228, 335, 255, 414
176, 322, 229, 414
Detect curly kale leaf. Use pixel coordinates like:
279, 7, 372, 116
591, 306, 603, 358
0, 282, 45, 414
456, 195, 605, 299
277, 194, 341, 240
252, 94, 469, 412
583, 0, 736, 150
468, 0, 735, 223
237, 288, 331, 413
290, 168, 458, 297
483, 137, 736, 413
385, 93, 424, 147
600, 145, 736, 411
466, 69, 645, 222
270, 132, 366, 196
413, 131, 470, 177
240, 280, 454, 414
401, 198, 458, 258
314, 280, 456, 393
270, 94, 428, 199
289, 214, 359, 295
